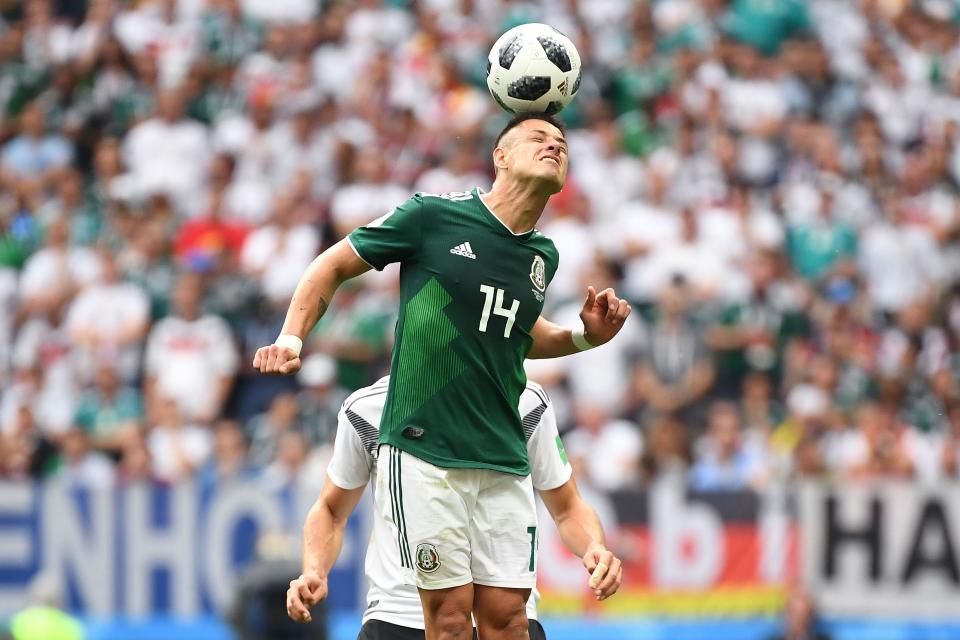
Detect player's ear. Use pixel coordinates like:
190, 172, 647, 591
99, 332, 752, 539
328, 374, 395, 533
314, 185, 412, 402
492, 145, 509, 172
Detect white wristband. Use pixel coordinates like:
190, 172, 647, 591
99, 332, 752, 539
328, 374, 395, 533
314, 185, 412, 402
275, 334, 303, 357
571, 328, 595, 351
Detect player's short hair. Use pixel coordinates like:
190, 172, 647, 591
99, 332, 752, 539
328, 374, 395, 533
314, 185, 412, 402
495, 112, 566, 148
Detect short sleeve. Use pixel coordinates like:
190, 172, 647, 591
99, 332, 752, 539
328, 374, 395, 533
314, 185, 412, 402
347, 195, 422, 271
527, 400, 572, 491
326, 410, 375, 490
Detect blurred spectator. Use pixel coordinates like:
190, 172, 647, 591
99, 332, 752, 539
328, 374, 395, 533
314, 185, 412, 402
239, 190, 320, 305
691, 401, 768, 491
935, 404, 960, 479
211, 86, 279, 224
328, 149, 407, 238
634, 279, 715, 420
121, 87, 209, 212
640, 413, 692, 483
198, 419, 255, 487
121, 216, 176, 319
859, 206, 944, 313
296, 354, 348, 445
201, 0, 264, 69
116, 429, 154, 485
73, 362, 143, 455
707, 250, 807, 394
766, 584, 831, 640
17, 216, 100, 320
785, 181, 857, 282
565, 403, 643, 492
173, 182, 251, 271
739, 370, 784, 434
261, 430, 310, 489
52, 428, 114, 488
65, 250, 150, 383
771, 384, 829, 477
34, 168, 99, 247
827, 402, 916, 479
0, 432, 37, 481
228, 532, 327, 640
415, 141, 489, 196
247, 391, 304, 468
0, 268, 14, 375
0, 101, 73, 192
145, 272, 238, 423
147, 396, 213, 483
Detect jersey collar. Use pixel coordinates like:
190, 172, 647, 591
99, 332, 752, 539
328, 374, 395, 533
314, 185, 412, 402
473, 188, 537, 240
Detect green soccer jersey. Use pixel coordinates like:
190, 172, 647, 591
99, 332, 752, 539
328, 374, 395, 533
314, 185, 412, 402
348, 188, 559, 475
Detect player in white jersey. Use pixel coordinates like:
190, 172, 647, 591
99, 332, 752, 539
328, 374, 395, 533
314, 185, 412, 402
286, 377, 622, 639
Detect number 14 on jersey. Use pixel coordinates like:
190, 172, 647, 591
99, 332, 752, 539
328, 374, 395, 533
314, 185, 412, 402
478, 285, 519, 338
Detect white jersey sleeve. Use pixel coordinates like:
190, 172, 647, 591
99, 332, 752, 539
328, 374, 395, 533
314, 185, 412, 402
522, 382, 573, 491
327, 385, 385, 489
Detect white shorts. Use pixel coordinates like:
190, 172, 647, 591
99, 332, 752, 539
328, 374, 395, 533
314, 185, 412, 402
376, 445, 538, 590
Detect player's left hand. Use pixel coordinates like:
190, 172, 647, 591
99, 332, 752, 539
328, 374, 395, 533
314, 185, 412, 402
286, 572, 327, 623
582, 541, 623, 601
579, 286, 631, 347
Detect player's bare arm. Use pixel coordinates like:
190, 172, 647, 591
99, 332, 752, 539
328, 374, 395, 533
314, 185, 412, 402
253, 239, 370, 375
527, 286, 631, 359
539, 477, 622, 601
286, 476, 366, 623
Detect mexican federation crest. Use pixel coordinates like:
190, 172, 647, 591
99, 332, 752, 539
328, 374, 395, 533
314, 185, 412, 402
415, 543, 441, 574
530, 255, 546, 293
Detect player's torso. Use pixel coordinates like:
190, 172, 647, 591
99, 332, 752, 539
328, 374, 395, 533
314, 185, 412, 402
382, 189, 558, 474
414, 190, 554, 342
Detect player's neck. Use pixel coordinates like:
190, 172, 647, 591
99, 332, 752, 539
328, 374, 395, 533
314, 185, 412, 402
482, 180, 550, 234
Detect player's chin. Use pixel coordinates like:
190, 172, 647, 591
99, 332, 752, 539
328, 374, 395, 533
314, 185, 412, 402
536, 168, 565, 194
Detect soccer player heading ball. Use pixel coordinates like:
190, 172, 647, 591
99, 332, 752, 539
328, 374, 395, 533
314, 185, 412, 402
256, 26, 628, 636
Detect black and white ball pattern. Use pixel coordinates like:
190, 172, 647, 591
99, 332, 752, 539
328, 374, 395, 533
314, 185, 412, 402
486, 23, 582, 115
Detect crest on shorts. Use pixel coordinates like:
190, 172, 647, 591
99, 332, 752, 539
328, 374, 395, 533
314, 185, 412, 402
530, 255, 546, 292
415, 543, 441, 574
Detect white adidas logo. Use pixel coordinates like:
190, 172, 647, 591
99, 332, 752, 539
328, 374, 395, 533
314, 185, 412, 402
450, 242, 477, 259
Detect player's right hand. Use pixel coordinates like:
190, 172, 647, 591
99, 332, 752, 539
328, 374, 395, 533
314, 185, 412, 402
582, 541, 623, 601
252, 344, 301, 375
286, 572, 327, 623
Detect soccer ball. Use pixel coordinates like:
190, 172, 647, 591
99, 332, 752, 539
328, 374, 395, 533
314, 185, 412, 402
486, 23, 582, 116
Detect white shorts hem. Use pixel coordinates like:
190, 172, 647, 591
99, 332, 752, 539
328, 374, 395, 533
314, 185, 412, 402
362, 612, 426, 630
415, 574, 474, 591
471, 576, 537, 589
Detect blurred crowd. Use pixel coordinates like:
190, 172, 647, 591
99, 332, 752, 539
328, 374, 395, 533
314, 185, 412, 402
1, 0, 960, 497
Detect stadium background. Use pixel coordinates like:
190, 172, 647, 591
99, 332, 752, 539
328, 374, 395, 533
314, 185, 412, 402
3, 0, 960, 638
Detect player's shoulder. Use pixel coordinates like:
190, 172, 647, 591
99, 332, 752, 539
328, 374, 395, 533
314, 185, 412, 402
529, 229, 559, 265
416, 189, 477, 204
340, 376, 391, 419
520, 381, 552, 440
414, 189, 478, 216
521, 380, 551, 407
339, 377, 389, 456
